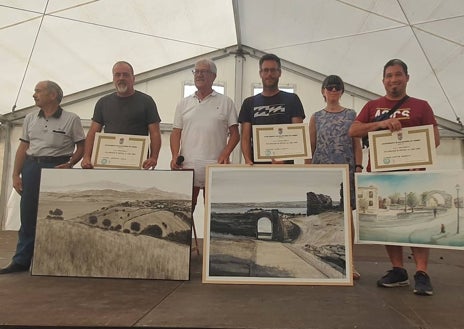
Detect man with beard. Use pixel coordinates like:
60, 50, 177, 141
349, 59, 440, 296
81, 61, 161, 169
238, 54, 305, 164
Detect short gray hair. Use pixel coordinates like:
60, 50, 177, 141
46, 81, 63, 103
195, 58, 217, 74
113, 61, 134, 75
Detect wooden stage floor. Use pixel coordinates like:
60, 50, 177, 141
0, 230, 463, 329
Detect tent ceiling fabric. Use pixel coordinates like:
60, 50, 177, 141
1, 0, 463, 124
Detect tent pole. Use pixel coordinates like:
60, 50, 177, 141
0, 122, 12, 229
233, 49, 245, 164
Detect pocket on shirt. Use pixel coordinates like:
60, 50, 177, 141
51, 130, 68, 146
216, 111, 228, 126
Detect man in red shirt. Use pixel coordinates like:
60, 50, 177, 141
349, 59, 440, 296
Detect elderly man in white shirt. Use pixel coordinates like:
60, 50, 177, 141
170, 58, 239, 210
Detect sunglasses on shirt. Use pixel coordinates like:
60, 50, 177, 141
324, 85, 343, 91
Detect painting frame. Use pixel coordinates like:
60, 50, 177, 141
32, 168, 194, 280
355, 170, 464, 250
203, 164, 353, 286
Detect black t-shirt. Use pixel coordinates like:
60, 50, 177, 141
238, 91, 306, 163
93, 90, 161, 135
238, 91, 305, 124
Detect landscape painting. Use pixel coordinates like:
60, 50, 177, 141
32, 169, 194, 280
203, 165, 352, 285
355, 170, 464, 250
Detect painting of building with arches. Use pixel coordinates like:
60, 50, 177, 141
355, 170, 464, 250
203, 165, 352, 285
32, 169, 194, 280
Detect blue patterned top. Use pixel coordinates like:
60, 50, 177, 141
312, 108, 357, 208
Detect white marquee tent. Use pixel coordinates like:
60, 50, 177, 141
1, 0, 464, 121
1, 0, 464, 231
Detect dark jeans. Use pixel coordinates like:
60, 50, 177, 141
12, 159, 57, 267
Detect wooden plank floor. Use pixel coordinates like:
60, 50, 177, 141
0, 230, 463, 329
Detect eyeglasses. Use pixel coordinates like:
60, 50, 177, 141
324, 85, 342, 91
260, 68, 280, 74
192, 69, 212, 75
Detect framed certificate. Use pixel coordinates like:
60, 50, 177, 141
91, 132, 149, 169
368, 124, 436, 172
252, 123, 311, 162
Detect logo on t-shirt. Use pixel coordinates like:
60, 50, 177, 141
375, 108, 410, 120
253, 105, 286, 118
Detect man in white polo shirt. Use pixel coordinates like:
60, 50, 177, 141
170, 58, 239, 211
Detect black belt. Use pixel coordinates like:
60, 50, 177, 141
26, 155, 70, 164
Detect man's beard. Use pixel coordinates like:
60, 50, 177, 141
116, 83, 128, 94
263, 78, 278, 90
390, 86, 402, 97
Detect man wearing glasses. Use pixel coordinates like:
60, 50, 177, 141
238, 53, 306, 164
170, 58, 239, 211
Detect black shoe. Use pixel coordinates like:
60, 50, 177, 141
414, 271, 434, 296
0, 262, 30, 274
377, 267, 409, 287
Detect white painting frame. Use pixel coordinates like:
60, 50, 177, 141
203, 165, 353, 286
355, 170, 464, 250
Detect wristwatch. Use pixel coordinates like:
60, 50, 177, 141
355, 164, 364, 170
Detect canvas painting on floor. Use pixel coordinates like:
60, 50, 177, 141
355, 170, 464, 250
32, 169, 194, 280
203, 165, 353, 285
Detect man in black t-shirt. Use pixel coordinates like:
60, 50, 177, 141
81, 61, 161, 169
238, 54, 305, 164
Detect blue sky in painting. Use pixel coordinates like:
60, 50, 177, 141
356, 171, 463, 196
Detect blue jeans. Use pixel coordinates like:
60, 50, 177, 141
12, 159, 57, 267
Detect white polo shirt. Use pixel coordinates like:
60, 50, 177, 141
173, 91, 238, 187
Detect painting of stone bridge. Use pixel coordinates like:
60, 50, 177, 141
32, 169, 194, 280
355, 170, 464, 250
203, 165, 352, 285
